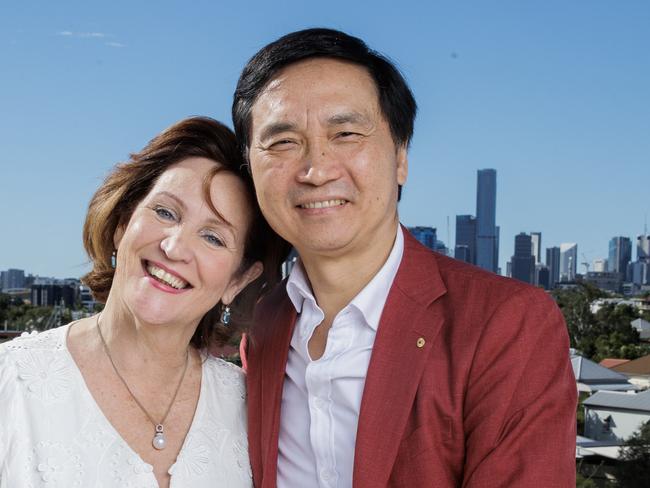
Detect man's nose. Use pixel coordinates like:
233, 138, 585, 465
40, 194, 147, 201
296, 140, 342, 186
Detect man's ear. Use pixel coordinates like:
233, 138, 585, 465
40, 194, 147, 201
221, 261, 264, 305
396, 144, 408, 185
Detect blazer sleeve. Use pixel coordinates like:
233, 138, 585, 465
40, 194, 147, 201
461, 287, 577, 488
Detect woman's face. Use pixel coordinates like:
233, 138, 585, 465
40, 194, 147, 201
112, 157, 261, 328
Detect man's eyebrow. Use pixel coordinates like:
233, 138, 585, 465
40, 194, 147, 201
327, 112, 370, 126
258, 122, 296, 143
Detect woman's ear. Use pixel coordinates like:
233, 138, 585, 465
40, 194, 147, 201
113, 224, 126, 250
221, 261, 264, 305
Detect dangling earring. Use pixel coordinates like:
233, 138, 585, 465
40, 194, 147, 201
111, 250, 117, 268
219, 304, 232, 326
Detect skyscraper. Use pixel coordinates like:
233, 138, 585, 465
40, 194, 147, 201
454, 215, 476, 264
530, 232, 542, 264
546, 247, 560, 289
608, 236, 632, 276
560, 243, 578, 282
638, 235, 650, 261
409, 226, 448, 255
475, 169, 498, 273
511, 233, 534, 284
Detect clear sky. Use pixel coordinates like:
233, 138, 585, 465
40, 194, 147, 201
1, 0, 648, 278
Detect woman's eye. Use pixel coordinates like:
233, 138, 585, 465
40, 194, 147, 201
203, 233, 224, 247
154, 206, 176, 221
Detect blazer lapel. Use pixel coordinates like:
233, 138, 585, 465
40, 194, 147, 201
258, 290, 297, 487
353, 229, 447, 487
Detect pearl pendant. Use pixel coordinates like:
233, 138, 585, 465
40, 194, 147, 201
152, 424, 166, 450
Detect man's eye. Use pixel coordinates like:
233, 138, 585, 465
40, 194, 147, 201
269, 139, 295, 149
154, 206, 176, 221
338, 131, 361, 139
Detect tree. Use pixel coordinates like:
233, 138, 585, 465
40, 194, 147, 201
616, 421, 650, 487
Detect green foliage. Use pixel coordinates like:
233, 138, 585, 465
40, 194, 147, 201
575, 472, 597, 488
553, 284, 650, 361
616, 421, 650, 487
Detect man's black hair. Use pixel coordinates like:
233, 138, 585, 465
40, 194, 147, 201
232, 27, 417, 162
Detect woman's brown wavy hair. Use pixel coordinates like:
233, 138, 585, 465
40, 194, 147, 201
82, 116, 290, 348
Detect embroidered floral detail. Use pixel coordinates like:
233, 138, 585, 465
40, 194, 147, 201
16, 350, 73, 403
27, 441, 83, 487
169, 433, 210, 477
232, 433, 252, 481
6, 328, 65, 351
211, 358, 246, 399
107, 444, 156, 488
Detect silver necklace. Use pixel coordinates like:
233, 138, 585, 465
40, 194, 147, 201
96, 315, 190, 451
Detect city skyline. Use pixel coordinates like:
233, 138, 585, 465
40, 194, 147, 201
1, 1, 649, 277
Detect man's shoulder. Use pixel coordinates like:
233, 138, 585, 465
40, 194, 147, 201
404, 243, 554, 312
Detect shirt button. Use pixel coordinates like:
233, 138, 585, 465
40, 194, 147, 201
320, 468, 334, 481
314, 398, 327, 409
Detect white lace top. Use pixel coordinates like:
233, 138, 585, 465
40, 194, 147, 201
0, 325, 252, 488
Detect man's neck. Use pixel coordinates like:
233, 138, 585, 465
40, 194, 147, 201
299, 221, 400, 322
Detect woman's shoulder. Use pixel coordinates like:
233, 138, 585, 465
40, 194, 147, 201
0, 325, 68, 357
202, 354, 246, 399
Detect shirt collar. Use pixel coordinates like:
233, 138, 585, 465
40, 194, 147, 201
285, 226, 404, 331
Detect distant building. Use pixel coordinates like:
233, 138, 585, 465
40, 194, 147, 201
608, 236, 632, 276
530, 232, 542, 264
593, 258, 608, 273
1, 268, 25, 292
637, 235, 650, 261
631, 318, 650, 341
409, 226, 437, 249
30, 279, 79, 308
584, 272, 624, 294
583, 390, 650, 444
511, 233, 534, 284
535, 264, 550, 289
546, 246, 561, 289
560, 243, 578, 282
475, 169, 498, 273
454, 215, 476, 264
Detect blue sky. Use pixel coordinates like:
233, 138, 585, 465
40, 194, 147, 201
1, 0, 648, 278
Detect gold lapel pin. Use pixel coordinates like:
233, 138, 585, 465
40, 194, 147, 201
416, 337, 426, 348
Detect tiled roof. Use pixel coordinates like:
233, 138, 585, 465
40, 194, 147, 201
599, 358, 630, 369
612, 354, 650, 375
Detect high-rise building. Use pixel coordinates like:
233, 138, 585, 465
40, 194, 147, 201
511, 233, 534, 284
454, 215, 476, 264
546, 247, 561, 289
592, 258, 608, 273
638, 235, 650, 261
535, 264, 550, 290
475, 169, 498, 273
560, 243, 578, 282
608, 236, 632, 275
530, 232, 542, 264
409, 226, 448, 255
409, 226, 437, 249
1, 269, 26, 291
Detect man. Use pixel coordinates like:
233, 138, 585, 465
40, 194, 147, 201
233, 28, 576, 487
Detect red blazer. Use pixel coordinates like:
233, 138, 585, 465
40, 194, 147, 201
246, 229, 577, 487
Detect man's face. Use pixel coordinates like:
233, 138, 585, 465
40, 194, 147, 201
248, 58, 407, 259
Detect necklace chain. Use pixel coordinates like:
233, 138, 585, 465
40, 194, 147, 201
96, 314, 190, 432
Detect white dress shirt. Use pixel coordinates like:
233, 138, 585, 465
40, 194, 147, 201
277, 227, 404, 488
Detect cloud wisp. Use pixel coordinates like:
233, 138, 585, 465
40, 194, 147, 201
56, 31, 126, 48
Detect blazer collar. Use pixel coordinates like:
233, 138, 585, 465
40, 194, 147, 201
353, 226, 448, 487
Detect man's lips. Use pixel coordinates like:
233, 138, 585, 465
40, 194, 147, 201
297, 198, 348, 209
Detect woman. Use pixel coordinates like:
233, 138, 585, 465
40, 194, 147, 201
0, 117, 288, 487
